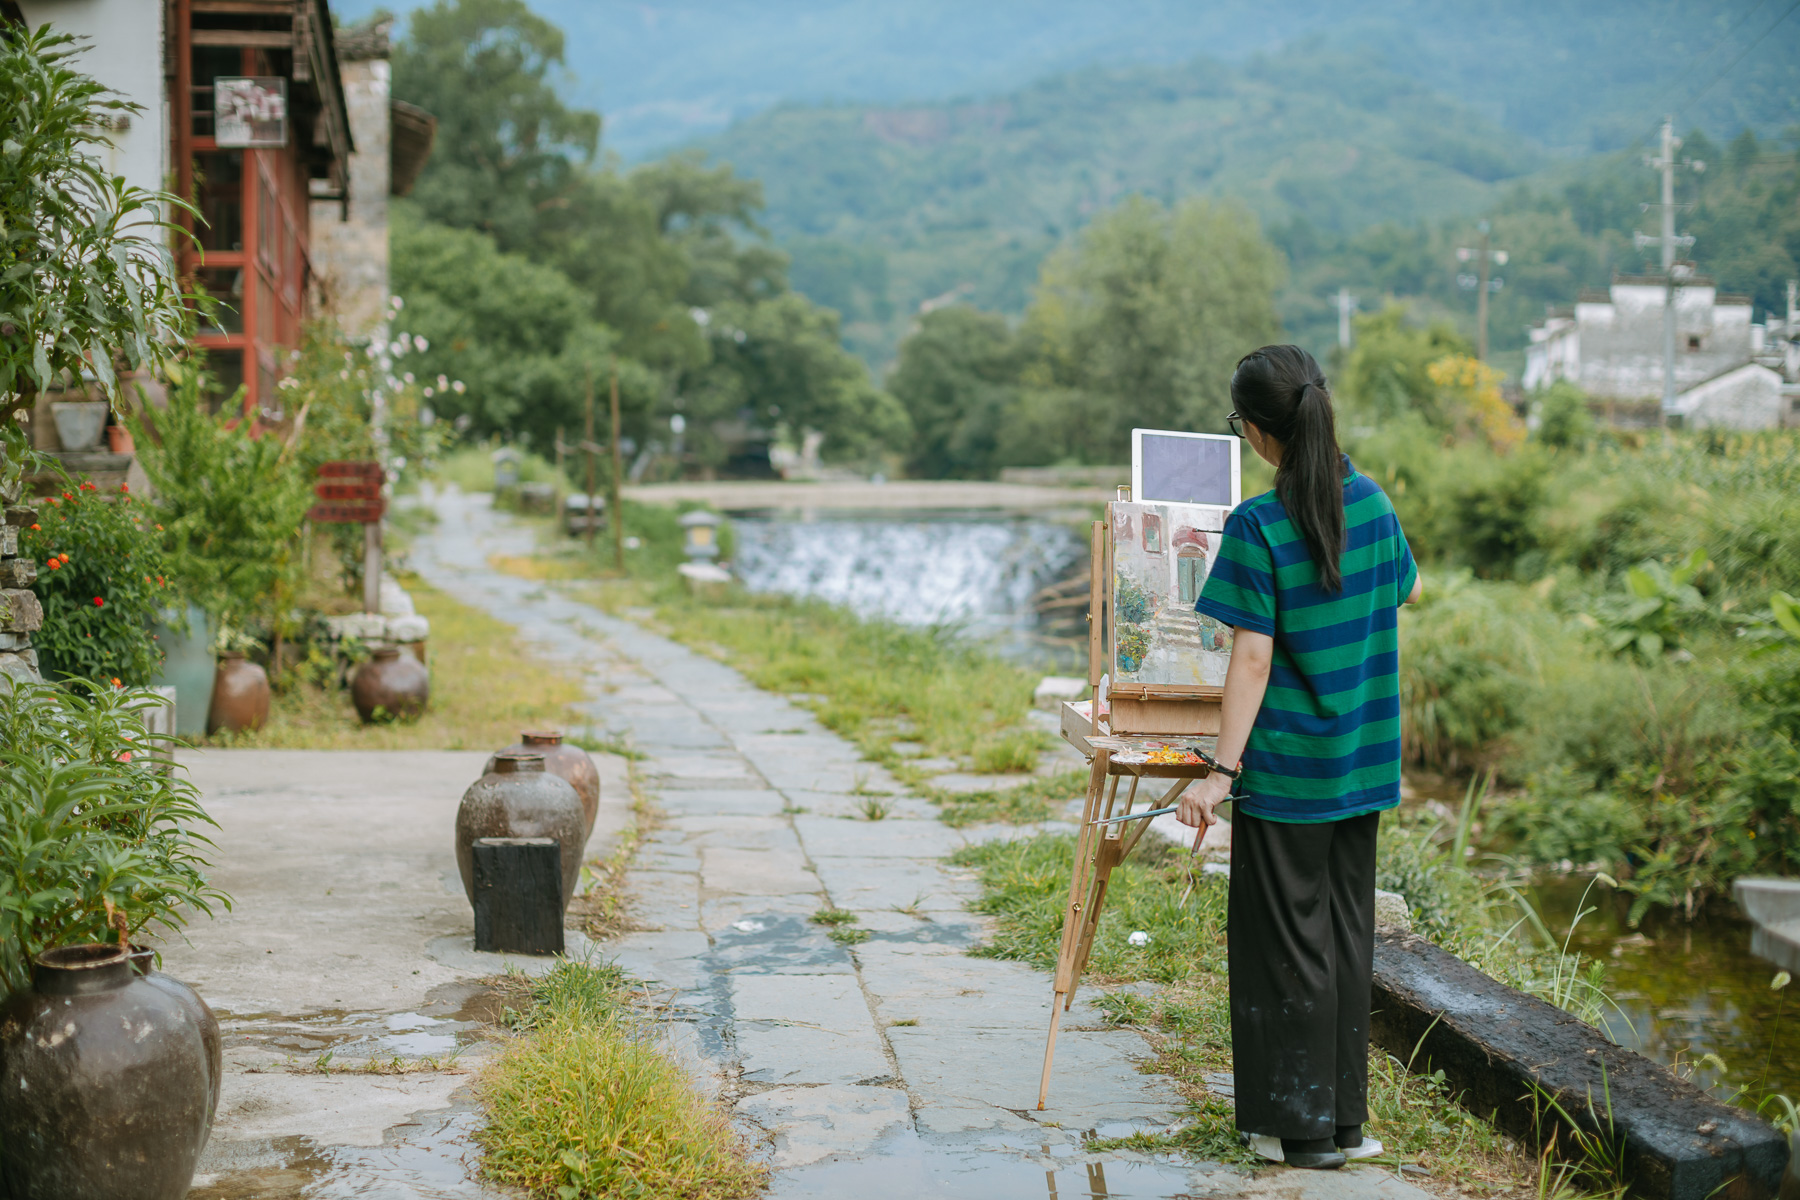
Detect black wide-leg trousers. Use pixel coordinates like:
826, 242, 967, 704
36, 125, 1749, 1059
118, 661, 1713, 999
1228, 808, 1380, 1141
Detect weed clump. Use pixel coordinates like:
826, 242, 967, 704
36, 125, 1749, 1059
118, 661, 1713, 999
475, 961, 762, 1200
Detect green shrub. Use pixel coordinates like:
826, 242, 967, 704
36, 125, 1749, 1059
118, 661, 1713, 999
129, 363, 314, 631
22, 479, 173, 684
1533, 381, 1596, 450
0, 681, 227, 996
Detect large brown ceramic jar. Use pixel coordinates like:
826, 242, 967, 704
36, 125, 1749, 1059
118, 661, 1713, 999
0, 944, 212, 1200
128, 945, 222, 1149
455, 752, 585, 909
486, 730, 600, 839
207, 651, 270, 734
352, 645, 430, 723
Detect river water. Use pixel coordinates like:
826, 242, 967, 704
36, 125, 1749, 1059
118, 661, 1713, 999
1530, 879, 1800, 1109
728, 508, 1088, 665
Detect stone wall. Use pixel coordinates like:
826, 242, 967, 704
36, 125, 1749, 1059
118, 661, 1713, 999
0, 487, 42, 686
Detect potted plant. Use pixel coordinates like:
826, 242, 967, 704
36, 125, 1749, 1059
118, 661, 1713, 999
0, 680, 228, 1196
20, 476, 173, 687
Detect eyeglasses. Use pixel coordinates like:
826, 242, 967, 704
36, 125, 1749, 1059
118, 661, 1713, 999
1227, 410, 1243, 438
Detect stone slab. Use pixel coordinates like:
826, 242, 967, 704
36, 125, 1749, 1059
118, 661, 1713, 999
890, 1027, 1183, 1125
702, 845, 819, 896
1373, 931, 1786, 1200
735, 1085, 913, 1168
732, 973, 890, 1086
790, 815, 967, 859
810, 857, 978, 912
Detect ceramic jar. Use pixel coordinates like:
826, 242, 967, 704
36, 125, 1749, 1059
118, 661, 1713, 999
0, 944, 212, 1200
455, 752, 585, 909
50, 400, 108, 451
150, 604, 216, 737
486, 730, 600, 840
127, 946, 222, 1149
207, 651, 270, 734
351, 645, 430, 723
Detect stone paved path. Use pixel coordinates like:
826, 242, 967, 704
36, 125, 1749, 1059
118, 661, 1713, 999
413, 488, 1430, 1200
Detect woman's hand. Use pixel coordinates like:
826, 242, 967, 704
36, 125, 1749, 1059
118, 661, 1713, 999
1177, 771, 1232, 829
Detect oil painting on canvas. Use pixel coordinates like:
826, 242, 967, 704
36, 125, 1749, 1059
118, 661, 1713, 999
1111, 501, 1234, 686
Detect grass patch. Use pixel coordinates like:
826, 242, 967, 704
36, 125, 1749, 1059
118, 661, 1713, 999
216, 574, 588, 750
476, 960, 763, 1200
951, 828, 1590, 1194
810, 906, 858, 926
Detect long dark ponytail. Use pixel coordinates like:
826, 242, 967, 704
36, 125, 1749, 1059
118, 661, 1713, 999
1230, 345, 1346, 592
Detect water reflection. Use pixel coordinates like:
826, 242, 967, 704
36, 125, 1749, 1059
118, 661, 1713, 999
1531, 879, 1800, 1104
729, 509, 1086, 661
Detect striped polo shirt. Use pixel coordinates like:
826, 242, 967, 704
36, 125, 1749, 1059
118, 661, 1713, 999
1194, 459, 1417, 823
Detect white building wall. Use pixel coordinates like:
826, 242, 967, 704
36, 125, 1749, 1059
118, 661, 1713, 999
17, 0, 167, 202
1674, 364, 1785, 430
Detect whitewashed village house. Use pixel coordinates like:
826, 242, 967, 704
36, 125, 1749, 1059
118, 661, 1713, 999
1524, 274, 1800, 430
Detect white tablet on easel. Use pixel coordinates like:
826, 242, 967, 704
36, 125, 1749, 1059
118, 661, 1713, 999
1130, 428, 1241, 508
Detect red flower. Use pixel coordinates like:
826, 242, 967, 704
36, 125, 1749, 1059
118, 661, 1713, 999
119, 483, 129, 493
92, 597, 104, 607
79, 481, 93, 491
61, 492, 71, 500
46, 559, 59, 570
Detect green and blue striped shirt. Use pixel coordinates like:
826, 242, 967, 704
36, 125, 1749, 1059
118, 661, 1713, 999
1194, 460, 1417, 823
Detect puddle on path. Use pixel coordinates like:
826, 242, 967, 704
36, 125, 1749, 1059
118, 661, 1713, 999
190, 1106, 501, 1199
768, 1137, 1228, 1200
219, 983, 508, 1063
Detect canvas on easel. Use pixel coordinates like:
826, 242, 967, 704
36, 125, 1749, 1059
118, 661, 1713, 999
1109, 501, 1234, 688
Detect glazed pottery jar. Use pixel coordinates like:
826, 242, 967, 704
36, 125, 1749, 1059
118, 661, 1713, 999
351, 645, 430, 723
0, 944, 212, 1200
455, 752, 585, 909
486, 730, 600, 839
207, 651, 270, 734
150, 603, 215, 736
127, 945, 222, 1148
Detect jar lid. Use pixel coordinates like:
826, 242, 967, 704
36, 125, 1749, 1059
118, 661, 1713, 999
372, 645, 401, 660
492, 751, 546, 774
521, 729, 563, 745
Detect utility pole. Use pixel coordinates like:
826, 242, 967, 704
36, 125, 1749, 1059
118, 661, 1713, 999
609, 355, 625, 574
582, 366, 598, 549
1456, 222, 1508, 361
1336, 288, 1357, 350
1634, 118, 1702, 427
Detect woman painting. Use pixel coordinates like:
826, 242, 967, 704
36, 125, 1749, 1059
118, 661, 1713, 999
1177, 345, 1421, 1170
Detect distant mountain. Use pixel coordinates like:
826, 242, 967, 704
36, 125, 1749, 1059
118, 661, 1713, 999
333, 1, 1800, 159
697, 47, 1552, 365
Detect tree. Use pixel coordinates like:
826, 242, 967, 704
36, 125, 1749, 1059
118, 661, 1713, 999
1020, 196, 1283, 462
390, 209, 616, 444
1337, 305, 1471, 426
887, 306, 1022, 477
0, 26, 190, 426
392, 0, 600, 249
681, 294, 908, 465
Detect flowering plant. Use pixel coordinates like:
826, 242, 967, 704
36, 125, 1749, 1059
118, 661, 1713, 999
21, 478, 172, 685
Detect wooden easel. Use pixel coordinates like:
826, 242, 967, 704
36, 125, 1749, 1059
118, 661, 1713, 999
1036, 511, 1225, 1110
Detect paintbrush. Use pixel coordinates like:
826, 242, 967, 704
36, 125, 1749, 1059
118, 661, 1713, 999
1092, 804, 1180, 826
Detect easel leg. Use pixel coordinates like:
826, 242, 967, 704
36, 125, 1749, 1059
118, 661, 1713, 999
1042, 752, 1111, 1109
1037, 997, 1065, 1110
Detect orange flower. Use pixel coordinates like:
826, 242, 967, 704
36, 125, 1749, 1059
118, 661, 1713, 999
110, 677, 121, 687
29, 523, 38, 531
46, 559, 59, 570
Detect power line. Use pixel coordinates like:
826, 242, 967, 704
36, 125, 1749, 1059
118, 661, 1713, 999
1652, 0, 1773, 109
1674, 0, 1800, 120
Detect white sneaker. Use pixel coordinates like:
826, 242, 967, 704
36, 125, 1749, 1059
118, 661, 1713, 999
1245, 1133, 1284, 1162
1341, 1137, 1384, 1161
